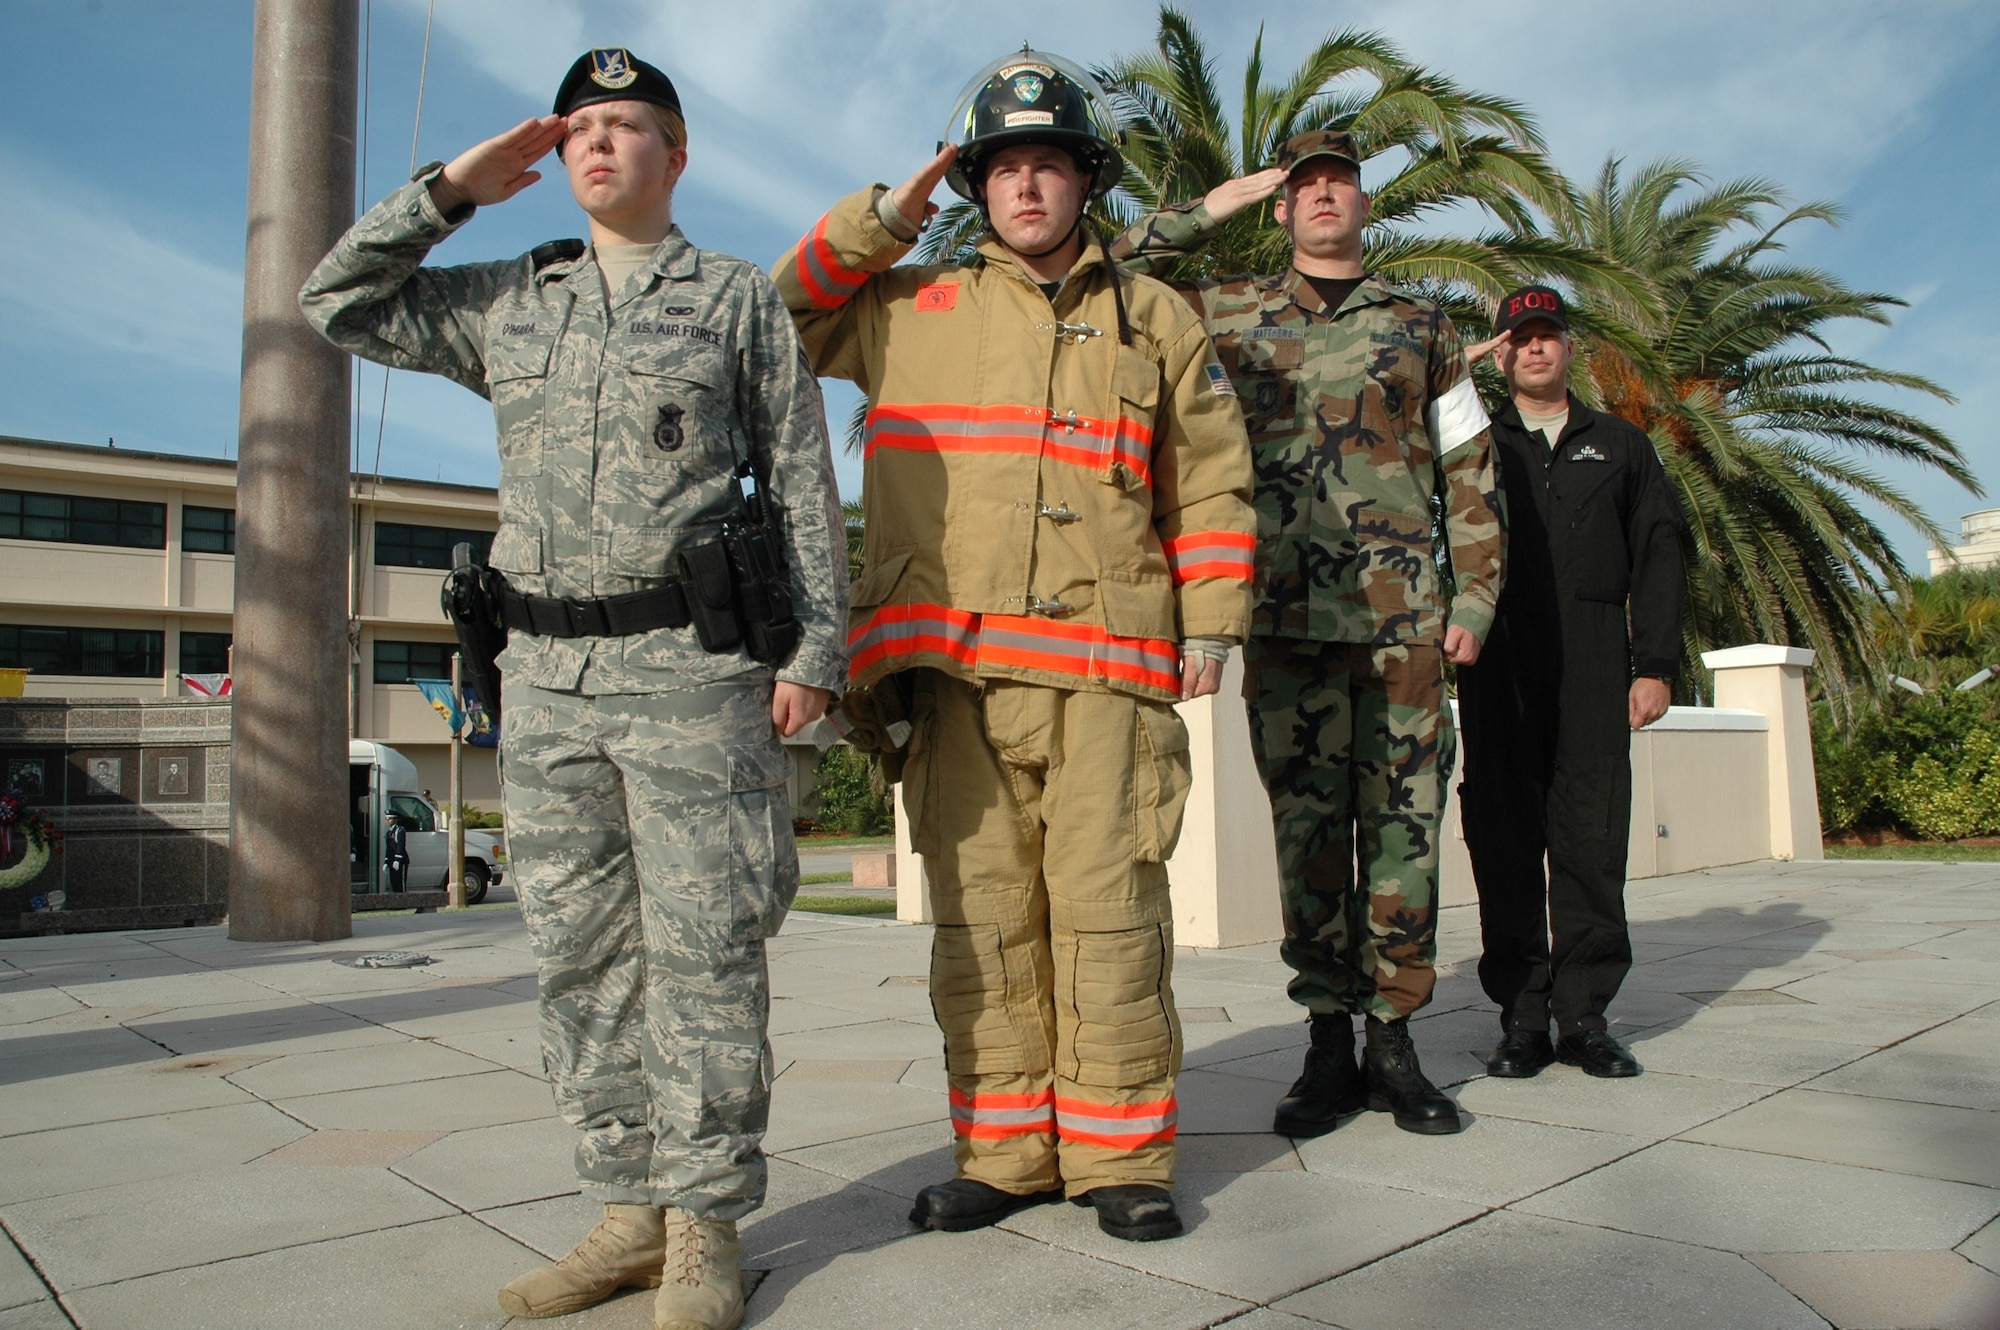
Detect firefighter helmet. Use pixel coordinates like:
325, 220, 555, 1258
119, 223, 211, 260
940, 48, 1124, 201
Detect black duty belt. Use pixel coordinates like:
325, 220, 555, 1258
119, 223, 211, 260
499, 583, 692, 639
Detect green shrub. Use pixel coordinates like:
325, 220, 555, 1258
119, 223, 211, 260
1814, 693, 2000, 837
810, 744, 894, 837
458, 804, 504, 830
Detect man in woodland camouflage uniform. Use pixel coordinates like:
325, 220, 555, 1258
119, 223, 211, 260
1114, 130, 1504, 1138
302, 49, 844, 1330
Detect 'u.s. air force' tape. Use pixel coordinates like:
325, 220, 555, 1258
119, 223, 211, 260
1204, 363, 1237, 397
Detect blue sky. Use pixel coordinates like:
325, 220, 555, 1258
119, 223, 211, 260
2, 0, 1996, 569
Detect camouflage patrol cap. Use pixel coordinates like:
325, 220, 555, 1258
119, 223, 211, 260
1274, 129, 1361, 177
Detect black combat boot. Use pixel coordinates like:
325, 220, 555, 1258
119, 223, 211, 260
909, 1179, 1063, 1233
1272, 1013, 1368, 1138
1362, 1016, 1463, 1135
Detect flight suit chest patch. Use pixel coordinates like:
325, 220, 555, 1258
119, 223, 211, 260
1566, 442, 1609, 463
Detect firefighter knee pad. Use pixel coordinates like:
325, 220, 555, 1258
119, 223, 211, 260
930, 922, 1048, 1075
1059, 921, 1179, 1085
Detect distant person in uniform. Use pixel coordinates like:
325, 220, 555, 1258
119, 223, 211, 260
1459, 285, 1686, 1080
302, 46, 846, 1330
384, 813, 410, 893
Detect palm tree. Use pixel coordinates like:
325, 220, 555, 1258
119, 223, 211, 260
913, 8, 1613, 327
1557, 158, 1978, 696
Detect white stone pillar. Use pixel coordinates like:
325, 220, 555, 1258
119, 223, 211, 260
1701, 644, 1822, 861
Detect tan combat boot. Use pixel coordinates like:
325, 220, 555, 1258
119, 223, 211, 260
496, 1203, 667, 1318
653, 1208, 745, 1330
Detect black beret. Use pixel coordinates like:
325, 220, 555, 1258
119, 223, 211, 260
553, 48, 681, 119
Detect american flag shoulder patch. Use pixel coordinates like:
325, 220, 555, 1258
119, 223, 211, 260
1204, 363, 1237, 397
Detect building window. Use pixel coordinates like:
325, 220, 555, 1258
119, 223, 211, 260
0, 625, 165, 677
0, 490, 166, 549
375, 522, 493, 570
373, 639, 455, 685
182, 506, 235, 554
179, 631, 232, 674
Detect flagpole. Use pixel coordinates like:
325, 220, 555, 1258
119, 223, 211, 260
448, 651, 466, 910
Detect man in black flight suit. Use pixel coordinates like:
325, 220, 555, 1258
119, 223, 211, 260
1458, 285, 1685, 1079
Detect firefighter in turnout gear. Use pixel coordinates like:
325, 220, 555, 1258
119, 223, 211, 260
775, 50, 1255, 1242
1112, 131, 1506, 1139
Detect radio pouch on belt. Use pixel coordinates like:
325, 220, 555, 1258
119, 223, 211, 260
675, 542, 744, 653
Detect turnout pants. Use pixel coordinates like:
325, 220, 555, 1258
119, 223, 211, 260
503, 677, 798, 1221
1457, 614, 1634, 1035
901, 671, 1191, 1197
1242, 638, 1452, 1022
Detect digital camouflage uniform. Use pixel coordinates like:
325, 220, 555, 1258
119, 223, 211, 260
1114, 197, 1504, 1023
300, 164, 846, 1220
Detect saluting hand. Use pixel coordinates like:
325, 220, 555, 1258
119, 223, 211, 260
889, 145, 957, 233
1201, 168, 1286, 224
430, 116, 569, 213
1464, 333, 1507, 367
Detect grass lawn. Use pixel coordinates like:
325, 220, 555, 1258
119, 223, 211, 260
1825, 843, 2000, 862
792, 895, 897, 916
797, 834, 895, 849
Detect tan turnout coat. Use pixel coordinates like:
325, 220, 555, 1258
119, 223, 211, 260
773, 188, 1255, 703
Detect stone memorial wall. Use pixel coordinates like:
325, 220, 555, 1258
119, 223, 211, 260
0, 696, 233, 930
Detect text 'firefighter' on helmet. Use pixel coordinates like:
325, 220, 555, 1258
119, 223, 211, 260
940, 48, 1125, 201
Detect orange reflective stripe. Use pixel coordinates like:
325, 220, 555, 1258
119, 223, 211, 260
865, 403, 1154, 486
1163, 530, 1256, 583
848, 602, 980, 675
979, 616, 1180, 695
848, 605, 1181, 695
949, 1087, 1056, 1139
790, 214, 869, 310
1053, 1095, 1178, 1148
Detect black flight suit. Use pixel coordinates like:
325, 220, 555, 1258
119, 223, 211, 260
1457, 392, 1685, 1036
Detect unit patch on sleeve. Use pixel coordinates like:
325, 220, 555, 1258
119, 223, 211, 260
1204, 363, 1238, 397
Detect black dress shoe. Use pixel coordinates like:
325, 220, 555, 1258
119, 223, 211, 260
1556, 1030, 1641, 1078
1272, 1013, 1368, 1138
909, 1178, 1063, 1232
1486, 1027, 1557, 1078
1362, 1016, 1463, 1134
1071, 1185, 1183, 1241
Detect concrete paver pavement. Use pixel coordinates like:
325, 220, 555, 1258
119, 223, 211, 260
0, 859, 1997, 1328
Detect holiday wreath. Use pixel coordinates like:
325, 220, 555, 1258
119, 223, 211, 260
0, 788, 62, 890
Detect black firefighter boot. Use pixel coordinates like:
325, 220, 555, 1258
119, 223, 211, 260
1272, 1013, 1369, 1138
1362, 1016, 1463, 1135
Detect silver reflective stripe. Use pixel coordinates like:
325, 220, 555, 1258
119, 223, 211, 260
981, 623, 1172, 675
851, 614, 979, 655
951, 1102, 1056, 1127
800, 227, 865, 298
1055, 1107, 1178, 1138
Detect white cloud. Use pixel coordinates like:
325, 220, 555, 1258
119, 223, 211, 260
0, 148, 242, 377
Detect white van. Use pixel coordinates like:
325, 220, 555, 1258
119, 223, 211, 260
349, 740, 504, 902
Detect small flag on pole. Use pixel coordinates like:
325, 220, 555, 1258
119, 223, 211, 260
181, 673, 233, 697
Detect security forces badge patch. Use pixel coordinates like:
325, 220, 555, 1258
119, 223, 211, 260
590, 48, 638, 90
654, 403, 685, 452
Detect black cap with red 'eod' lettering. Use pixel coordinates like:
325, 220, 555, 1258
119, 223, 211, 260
1494, 284, 1568, 334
